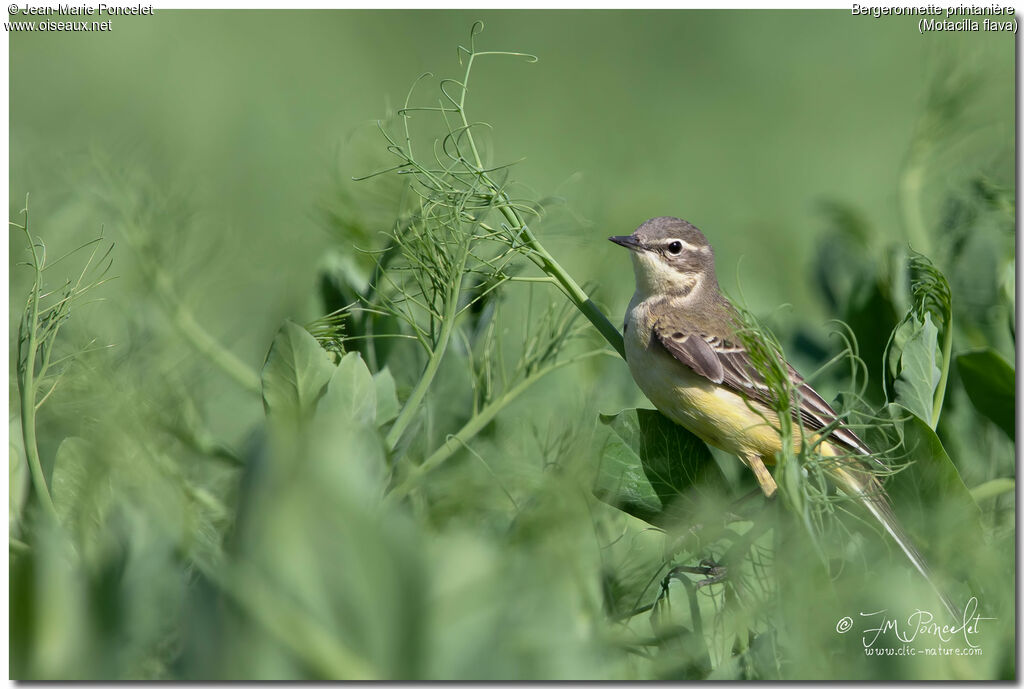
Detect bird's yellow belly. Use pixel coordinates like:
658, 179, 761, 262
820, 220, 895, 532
624, 318, 786, 461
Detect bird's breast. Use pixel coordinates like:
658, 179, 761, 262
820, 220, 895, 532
623, 295, 783, 458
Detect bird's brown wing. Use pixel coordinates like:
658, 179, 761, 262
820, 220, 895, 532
654, 326, 725, 384
652, 320, 873, 458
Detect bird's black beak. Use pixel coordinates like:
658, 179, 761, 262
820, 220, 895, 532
609, 235, 642, 251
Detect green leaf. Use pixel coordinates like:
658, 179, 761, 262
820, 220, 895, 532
956, 348, 1015, 440
228, 364, 422, 680
373, 367, 400, 426
261, 321, 336, 427
308, 352, 391, 499
596, 408, 727, 525
887, 317, 918, 380
594, 412, 662, 524
893, 313, 940, 426
880, 405, 984, 592
318, 352, 377, 426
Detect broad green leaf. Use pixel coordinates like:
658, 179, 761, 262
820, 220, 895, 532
956, 348, 1015, 440
887, 316, 918, 379
893, 313, 940, 426
261, 321, 336, 426
373, 367, 400, 426
311, 352, 389, 507
318, 352, 377, 426
880, 405, 984, 591
597, 409, 727, 525
594, 412, 662, 524
228, 364, 423, 680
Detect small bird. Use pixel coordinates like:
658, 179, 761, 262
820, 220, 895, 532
610, 216, 958, 618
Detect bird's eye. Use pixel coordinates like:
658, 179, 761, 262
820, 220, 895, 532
667, 240, 683, 255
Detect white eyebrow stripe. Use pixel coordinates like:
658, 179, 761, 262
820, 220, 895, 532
674, 239, 704, 253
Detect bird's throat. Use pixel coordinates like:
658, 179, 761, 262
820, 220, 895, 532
630, 252, 702, 300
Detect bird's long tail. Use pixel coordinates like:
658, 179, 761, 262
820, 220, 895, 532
825, 455, 962, 620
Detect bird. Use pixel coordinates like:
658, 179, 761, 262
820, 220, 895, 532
609, 215, 959, 618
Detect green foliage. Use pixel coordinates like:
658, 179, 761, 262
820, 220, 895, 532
886, 253, 955, 428
373, 366, 401, 426
11, 197, 114, 522
9, 13, 1014, 682
596, 408, 728, 525
956, 349, 1015, 440
880, 408, 982, 542
261, 321, 336, 427
206, 340, 417, 679
891, 312, 941, 425
871, 406, 985, 597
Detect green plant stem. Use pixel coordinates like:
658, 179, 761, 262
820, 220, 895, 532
171, 299, 261, 394
456, 46, 625, 359
382, 40, 626, 454
147, 266, 261, 394
126, 233, 261, 394
931, 314, 953, 428
969, 477, 1015, 503
14, 220, 59, 522
516, 216, 626, 359
901, 161, 931, 256
471, 182, 625, 358
388, 349, 614, 500
385, 244, 470, 449
18, 377, 58, 522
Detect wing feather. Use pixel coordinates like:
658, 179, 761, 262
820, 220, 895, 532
652, 320, 873, 458
654, 328, 725, 384
650, 313, 952, 616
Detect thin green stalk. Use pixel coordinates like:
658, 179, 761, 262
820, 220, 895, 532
120, 224, 260, 395
148, 265, 261, 394
464, 167, 624, 358
170, 300, 261, 394
19, 378, 57, 521
376, 32, 626, 460
385, 243, 471, 449
931, 314, 953, 428
388, 349, 614, 499
970, 478, 1015, 503
515, 216, 626, 358
455, 41, 625, 359
13, 214, 59, 522
900, 163, 931, 255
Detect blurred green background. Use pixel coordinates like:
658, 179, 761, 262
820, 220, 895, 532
9, 10, 1015, 680
11, 11, 1013, 333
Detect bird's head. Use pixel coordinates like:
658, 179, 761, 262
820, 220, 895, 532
609, 216, 717, 300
